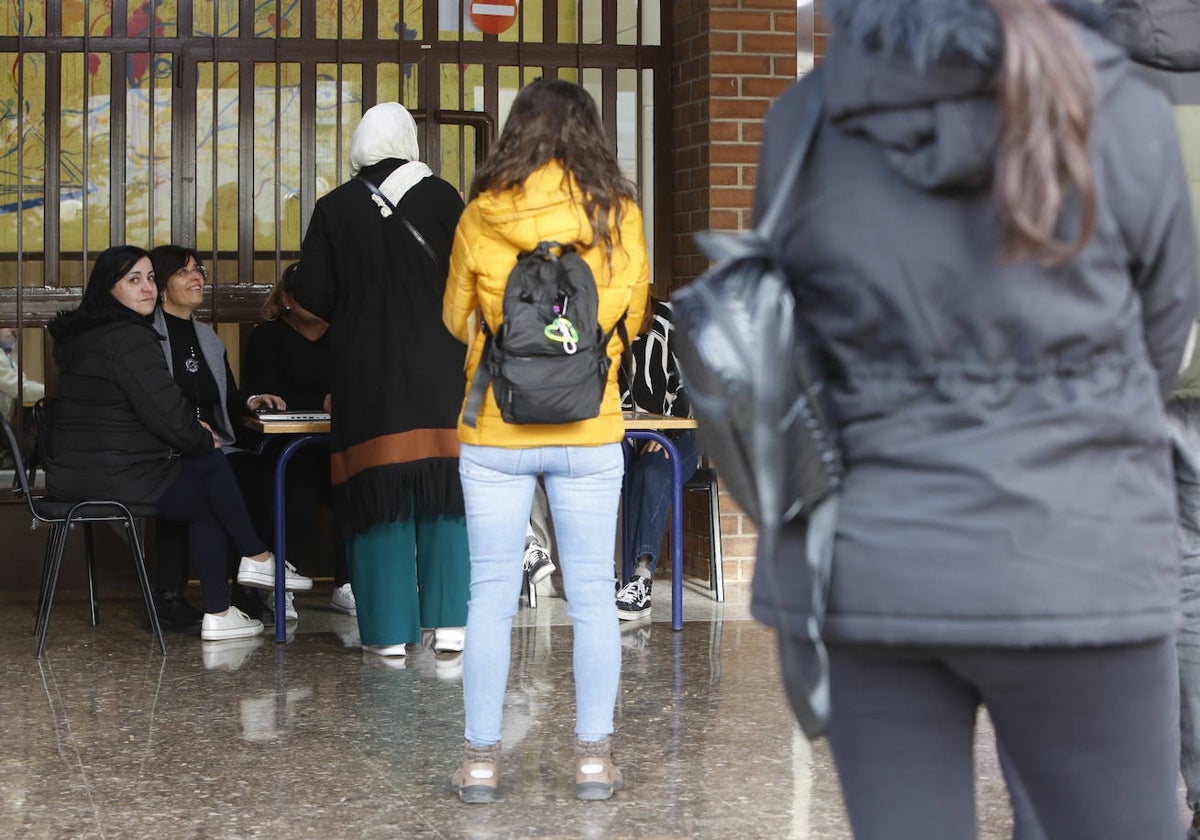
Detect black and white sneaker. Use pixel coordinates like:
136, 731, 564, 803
615, 576, 651, 621
523, 541, 556, 585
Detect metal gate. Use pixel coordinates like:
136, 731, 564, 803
0, 0, 669, 394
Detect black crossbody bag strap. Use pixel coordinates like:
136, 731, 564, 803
355, 176, 442, 272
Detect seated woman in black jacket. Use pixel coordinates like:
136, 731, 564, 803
46, 245, 273, 642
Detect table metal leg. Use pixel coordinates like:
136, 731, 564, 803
624, 430, 685, 631
271, 434, 328, 642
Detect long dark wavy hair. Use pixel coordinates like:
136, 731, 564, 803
990, 0, 1096, 265
470, 78, 638, 258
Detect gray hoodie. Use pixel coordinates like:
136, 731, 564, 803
751, 0, 1199, 647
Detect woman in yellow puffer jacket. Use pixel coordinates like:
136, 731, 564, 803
443, 78, 649, 805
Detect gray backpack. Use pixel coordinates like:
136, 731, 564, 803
462, 242, 627, 427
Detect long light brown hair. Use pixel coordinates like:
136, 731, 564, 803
470, 78, 638, 258
262, 262, 299, 320
990, 0, 1096, 265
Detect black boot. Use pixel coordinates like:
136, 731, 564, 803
155, 590, 204, 635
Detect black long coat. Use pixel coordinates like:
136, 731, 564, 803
753, 2, 1199, 649
293, 160, 467, 536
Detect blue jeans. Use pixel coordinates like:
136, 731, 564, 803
1168, 399, 1200, 810
459, 442, 624, 745
624, 430, 700, 575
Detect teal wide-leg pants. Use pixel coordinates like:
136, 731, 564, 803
348, 514, 470, 646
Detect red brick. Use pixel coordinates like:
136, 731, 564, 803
711, 186, 756, 208
709, 11, 773, 32
741, 76, 792, 98
709, 143, 762, 164
708, 31, 739, 53
709, 164, 740, 186
709, 53, 773, 75
708, 76, 739, 97
708, 121, 739, 142
741, 32, 797, 53
709, 97, 770, 119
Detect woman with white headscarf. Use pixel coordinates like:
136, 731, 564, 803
293, 102, 470, 659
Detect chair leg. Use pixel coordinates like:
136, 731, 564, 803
34, 524, 68, 639
127, 518, 167, 656
525, 568, 537, 608
84, 523, 99, 626
36, 522, 71, 659
33, 525, 60, 634
708, 481, 725, 603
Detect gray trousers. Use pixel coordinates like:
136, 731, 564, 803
822, 638, 1181, 840
1168, 398, 1200, 811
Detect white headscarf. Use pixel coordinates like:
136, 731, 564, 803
349, 102, 433, 208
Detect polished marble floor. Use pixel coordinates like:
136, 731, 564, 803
3, 579, 1034, 839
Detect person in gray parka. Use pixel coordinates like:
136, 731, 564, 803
1106, 0, 1200, 836
753, 0, 1199, 837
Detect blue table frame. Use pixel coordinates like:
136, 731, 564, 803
266, 433, 329, 642
249, 413, 699, 640
622, 429, 687, 631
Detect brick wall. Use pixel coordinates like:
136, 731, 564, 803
669, 0, 799, 584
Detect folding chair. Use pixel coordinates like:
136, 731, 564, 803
1, 408, 166, 658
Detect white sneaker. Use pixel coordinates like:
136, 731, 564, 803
330, 582, 357, 616
201, 606, 265, 641
201, 636, 264, 671
261, 589, 298, 621
236, 554, 313, 591
362, 643, 407, 657
434, 626, 466, 653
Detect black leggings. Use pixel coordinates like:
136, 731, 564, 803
818, 637, 1181, 840
155, 450, 268, 614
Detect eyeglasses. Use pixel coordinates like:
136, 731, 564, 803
175, 263, 208, 281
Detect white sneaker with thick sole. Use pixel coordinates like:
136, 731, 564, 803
330, 582, 357, 616
236, 554, 314, 591
201, 606, 265, 641
434, 626, 466, 653
260, 589, 298, 621
362, 643, 407, 657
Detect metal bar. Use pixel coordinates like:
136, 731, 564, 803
43, 50, 61, 288
797, 0, 816, 78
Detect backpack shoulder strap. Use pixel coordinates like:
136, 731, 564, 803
757, 86, 823, 242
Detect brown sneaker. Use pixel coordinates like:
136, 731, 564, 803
575, 736, 624, 801
450, 741, 501, 804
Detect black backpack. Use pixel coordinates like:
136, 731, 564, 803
462, 242, 627, 427
672, 84, 840, 739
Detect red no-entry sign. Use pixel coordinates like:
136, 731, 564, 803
470, 0, 518, 35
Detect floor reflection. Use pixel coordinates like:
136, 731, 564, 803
0, 582, 1035, 839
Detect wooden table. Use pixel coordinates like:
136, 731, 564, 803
244, 412, 700, 638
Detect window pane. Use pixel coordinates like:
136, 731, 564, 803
193, 0, 235, 38
195, 62, 240, 260
131, 0, 177, 38
316, 64, 363, 201
388, 0, 424, 41
0, 54, 47, 254
129, 53, 173, 246
63, 0, 112, 37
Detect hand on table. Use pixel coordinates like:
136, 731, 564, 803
247, 393, 287, 411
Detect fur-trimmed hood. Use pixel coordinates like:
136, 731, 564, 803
823, 0, 1122, 190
